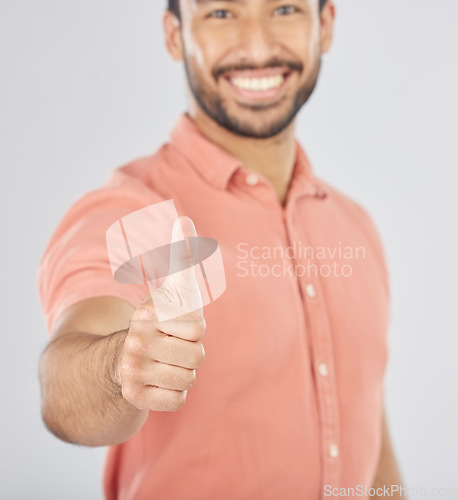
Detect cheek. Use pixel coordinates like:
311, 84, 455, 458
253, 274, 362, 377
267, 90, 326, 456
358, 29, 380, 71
180, 23, 205, 73
303, 24, 321, 60
185, 32, 221, 79
288, 32, 319, 75
189, 21, 245, 75
192, 43, 207, 74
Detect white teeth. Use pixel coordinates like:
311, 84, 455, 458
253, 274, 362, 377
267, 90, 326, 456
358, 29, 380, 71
230, 74, 284, 91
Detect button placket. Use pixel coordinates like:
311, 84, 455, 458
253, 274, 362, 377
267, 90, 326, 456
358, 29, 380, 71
238, 170, 282, 210
307, 285, 341, 489
284, 202, 341, 491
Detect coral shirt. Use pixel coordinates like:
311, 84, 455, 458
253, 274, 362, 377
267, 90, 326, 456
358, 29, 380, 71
38, 113, 390, 499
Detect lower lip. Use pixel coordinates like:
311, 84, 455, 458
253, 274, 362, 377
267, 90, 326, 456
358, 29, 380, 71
223, 72, 291, 102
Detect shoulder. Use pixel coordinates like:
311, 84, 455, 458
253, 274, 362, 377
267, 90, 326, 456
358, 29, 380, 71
317, 177, 390, 286
39, 150, 172, 280
319, 178, 382, 238
37, 153, 167, 332
318, 178, 375, 224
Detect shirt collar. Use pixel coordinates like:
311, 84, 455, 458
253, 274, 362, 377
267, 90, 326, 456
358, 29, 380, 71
290, 143, 328, 200
169, 113, 242, 190
168, 112, 327, 199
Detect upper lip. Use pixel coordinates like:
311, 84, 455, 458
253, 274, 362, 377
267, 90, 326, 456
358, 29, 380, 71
224, 67, 290, 79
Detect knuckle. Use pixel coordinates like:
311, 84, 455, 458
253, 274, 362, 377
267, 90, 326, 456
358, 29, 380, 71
191, 343, 205, 368
184, 369, 196, 389
169, 391, 187, 411
121, 383, 143, 408
133, 302, 156, 321
163, 366, 195, 391
190, 318, 206, 340
124, 333, 148, 356
120, 358, 138, 378
135, 390, 153, 410
140, 295, 153, 306
200, 317, 207, 333
150, 389, 187, 412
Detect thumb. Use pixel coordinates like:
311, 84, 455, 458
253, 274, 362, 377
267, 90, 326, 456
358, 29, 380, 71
155, 216, 203, 316
168, 216, 198, 280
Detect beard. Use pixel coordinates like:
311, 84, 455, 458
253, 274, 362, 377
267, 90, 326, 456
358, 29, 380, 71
183, 54, 322, 139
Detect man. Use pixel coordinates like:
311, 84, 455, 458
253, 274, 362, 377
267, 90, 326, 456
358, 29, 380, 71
38, 1, 405, 498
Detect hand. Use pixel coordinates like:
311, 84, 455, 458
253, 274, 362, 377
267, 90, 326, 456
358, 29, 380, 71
118, 216, 206, 411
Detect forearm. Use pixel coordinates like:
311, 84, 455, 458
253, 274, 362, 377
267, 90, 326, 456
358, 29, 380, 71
39, 330, 148, 447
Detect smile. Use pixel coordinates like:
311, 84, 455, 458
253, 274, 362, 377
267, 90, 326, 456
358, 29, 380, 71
222, 69, 292, 102
229, 74, 285, 91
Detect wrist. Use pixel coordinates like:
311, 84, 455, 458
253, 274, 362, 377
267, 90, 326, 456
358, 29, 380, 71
106, 329, 129, 395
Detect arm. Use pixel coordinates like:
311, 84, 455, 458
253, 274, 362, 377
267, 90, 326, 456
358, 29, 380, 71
39, 293, 206, 447
370, 405, 406, 498
38, 296, 148, 447
39, 216, 205, 448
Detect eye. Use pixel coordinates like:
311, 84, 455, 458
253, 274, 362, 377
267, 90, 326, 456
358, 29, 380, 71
273, 5, 298, 16
208, 9, 234, 19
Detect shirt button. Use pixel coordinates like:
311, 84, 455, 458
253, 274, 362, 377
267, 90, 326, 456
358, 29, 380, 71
329, 444, 339, 458
245, 173, 259, 186
318, 363, 329, 377
305, 283, 316, 298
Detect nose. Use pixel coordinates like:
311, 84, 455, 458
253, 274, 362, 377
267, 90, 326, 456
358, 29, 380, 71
236, 17, 280, 65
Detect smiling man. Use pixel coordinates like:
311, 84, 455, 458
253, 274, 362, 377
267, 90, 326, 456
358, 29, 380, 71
38, 1, 404, 499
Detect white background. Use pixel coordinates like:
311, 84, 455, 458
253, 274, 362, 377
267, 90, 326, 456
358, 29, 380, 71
1, 1, 457, 498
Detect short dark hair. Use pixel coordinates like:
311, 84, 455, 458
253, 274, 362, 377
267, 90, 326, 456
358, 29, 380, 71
168, 0, 327, 21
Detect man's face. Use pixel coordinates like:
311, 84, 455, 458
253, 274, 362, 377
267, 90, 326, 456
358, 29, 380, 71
174, 0, 326, 138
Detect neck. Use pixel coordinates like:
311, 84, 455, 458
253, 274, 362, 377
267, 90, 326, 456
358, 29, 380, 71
187, 107, 297, 206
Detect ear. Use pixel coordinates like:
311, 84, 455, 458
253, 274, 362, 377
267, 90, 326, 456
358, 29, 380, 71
320, 1, 336, 54
163, 9, 184, 61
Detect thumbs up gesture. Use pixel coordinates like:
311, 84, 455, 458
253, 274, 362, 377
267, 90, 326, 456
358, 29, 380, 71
118, 216, 206, 412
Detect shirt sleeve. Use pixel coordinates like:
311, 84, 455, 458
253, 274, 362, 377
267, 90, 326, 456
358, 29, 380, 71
359, 206, 391, 304
37, 171, 162, 335
354, 200, 392, 398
